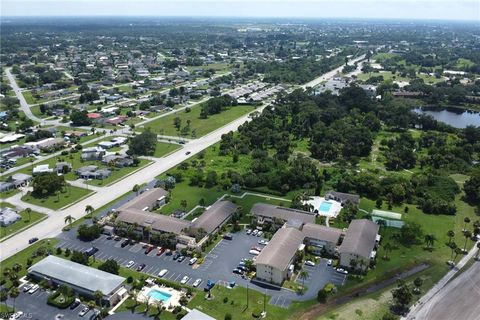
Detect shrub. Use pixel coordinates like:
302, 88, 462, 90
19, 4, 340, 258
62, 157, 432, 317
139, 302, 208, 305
126, 276, 134, 283
223, 297, 228, 303
225, 313, 232, 320
47, 291, 75, 309
252, 309, 262, 318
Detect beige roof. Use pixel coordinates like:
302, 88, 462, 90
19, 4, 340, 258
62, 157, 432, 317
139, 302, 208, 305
338, 219, 379, 259
192, 200, 237, 234
302, 223, 343, 244
251, 203, 315, 225
118, 188, 168, 211
116, 209, 191, 234
254, 227, 304, 271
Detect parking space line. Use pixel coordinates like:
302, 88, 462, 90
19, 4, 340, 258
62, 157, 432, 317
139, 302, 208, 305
174, 274, 182, 282
145, 266, 155, 274
168, 272, 176, 280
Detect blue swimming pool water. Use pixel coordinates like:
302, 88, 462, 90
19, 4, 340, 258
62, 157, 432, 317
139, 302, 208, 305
147, 289, 172, 302
319, 201, 333, 212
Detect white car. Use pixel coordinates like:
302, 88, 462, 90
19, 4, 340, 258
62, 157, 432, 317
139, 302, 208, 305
327, 259, 333, 266
305, 260, 315, 267
180, 276, 189, 284
249, 249, 260, 255
9, 311, 23, 320
252, 229, 259, 236
158, 269, 168, 277
258, 239, 269, 245
126, 260, 135, 268
336, 268, 348, 275
22, 283, 33, 292
246, 229, 252, 235
192, 278, 202, 287
256, 231, 263, 237
28, 284, 39, 294
78, 306, 90, 317
189, 257, 198, 265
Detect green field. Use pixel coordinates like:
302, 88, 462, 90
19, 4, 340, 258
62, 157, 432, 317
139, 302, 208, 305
185, 62, 230, 73
144, 104, 257, 137
153, 141, 182, 158
0, 203, 46, 240
21, 185, 93, 210
357, 71, 442, 85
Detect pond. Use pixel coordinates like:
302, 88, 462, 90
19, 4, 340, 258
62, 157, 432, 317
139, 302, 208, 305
414, 107, 480, 128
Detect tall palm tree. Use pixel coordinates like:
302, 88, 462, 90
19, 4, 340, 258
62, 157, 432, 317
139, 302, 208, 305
9, 287, 19, 312
132, 184, 140, 196
298, 270, 309, 292
24, 207, 32, 222
93, 290, 103, 307
64, 215, 76, 227
463, 217, 471, 231
463, 231, 472, 252
144, 225, 152, 243
424, 234, 436, 250
0, 289, 8, 312
11, 263, 22, 274
447, 230, 455, 245
475, 242, 480, 260
383, 243, 392, 260
454, 247, 463, 262
85, 205, 94, 219
449, 242, 457, 261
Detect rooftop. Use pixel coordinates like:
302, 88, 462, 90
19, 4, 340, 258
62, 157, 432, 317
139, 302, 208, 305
28, 255, 125, 295
338, 219, 379, 259
191, 200, 237, 234
251, 203, 315, 225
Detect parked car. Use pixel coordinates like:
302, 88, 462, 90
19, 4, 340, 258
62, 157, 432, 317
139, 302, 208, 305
173, 252, 181, 260
252, 229, 259, 236
258, 239, 268, 245
189, 257, 198, 265
251, 246, 262, 252
246, 229, 252, 235
180, 276, 189, 284
69, 299, 81, 310
28, 284, 39, 294
158, 269, 168, 277
256, 231, 263, 237
22, 283, 33, 292
165, 249, 172, 256
192, 278, 202, 287
136, 263, 146, 271
223, 234, 233, 240
178, 255, 186, 262
84, 247, 98, 257
89, 309, 100, 320
305, 260, 315, 267
327, 259, 333, 266
126, 260, 135, 268
144, 246, 154, 254
114, 236, 121, 241
237, 265, 247, 272
204, 280, 215, 292
249, 249, 260, 255
232, 268, 244, 275
336, 268, 348, 275
121, 239, 130, 248
78, 306, 90, 317
106, 235, 113, 240
28, 237, 39, 244
157, 247, 164, 256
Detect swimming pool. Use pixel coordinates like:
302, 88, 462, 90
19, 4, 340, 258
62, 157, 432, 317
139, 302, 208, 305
147, 289, 172, 302
319, 201, 333, 213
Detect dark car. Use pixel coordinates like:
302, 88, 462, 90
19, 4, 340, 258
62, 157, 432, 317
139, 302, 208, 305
232, 268, 244, 275
173, 252, 181, 260
28, 237, 39, 244
136, 263, 146, 271
121, 239, 130, 248
223, 234, 233, 240
203, 280, 215, 292
106, 235, 113, 240
85, 247, 99, 257
177, 255, 186, 262
114, 236, 121, 241
237, 265, 247, 272
185, 151, 191, 155
69, 299, 81, 310
144, 246, 154, 254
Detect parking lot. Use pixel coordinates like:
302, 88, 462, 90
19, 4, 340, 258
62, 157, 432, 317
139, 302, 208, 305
2, 283, 97, 320
55, 228, 345, 308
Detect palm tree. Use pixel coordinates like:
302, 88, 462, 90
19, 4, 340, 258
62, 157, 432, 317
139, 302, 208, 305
85, 205, 94, 219
447, 230, 455, 245
449, 242, 457, 261
383, 243, 392, 260
454, 247, 463, 262
132, 184, 140, 196
463, 231, 472, 252
144, 225, 152, 243
298, 270, 309, 292
24, 207, 32, 222
64, 215, 76, 227
463, 217, 471, 231
475, 242, 480, 260
12, 263, 22, 274
0, 289, 8, 312
9, 287, 19, 312
155, 300, 163, 316
93, 290, 103, 307
424, 234, 436, 250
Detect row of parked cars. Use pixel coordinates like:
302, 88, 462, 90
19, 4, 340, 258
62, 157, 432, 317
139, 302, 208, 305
246, 228, 263, 237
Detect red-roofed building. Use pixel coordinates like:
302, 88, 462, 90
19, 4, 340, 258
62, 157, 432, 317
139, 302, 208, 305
87, 113, 102, 119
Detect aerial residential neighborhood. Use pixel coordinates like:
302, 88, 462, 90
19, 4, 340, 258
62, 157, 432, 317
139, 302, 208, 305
0, 1, 480, 320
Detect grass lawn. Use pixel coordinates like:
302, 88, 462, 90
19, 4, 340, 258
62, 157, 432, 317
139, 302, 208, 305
22, 91, 44, 105
0, 238, 59, 288
117, 85, 134, 93
0, 203, 46, 240
114, 298, 178, 319
185, 62, 230, 73
357, 71, 441, 85
144, 104, 257, 137
153, 141, 182, 158
21, 186, 93, 210
372, 53, 397, 63
188, 283, 313, 320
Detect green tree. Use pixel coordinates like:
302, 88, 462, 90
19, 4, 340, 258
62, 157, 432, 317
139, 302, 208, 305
462, 230, 472, 252
299, 269, 309, 292
98, 259, 120, 275
391, 280, 412, 309
9, 287, 20, 312
85, 205, 94, 219
93, 290, 103, 307
447, 230, 455, 245
128, 128, 157, 156
24, 207, 32, 222
64, 215, 76, 227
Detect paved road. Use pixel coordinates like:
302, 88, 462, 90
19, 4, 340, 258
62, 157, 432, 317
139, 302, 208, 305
5, 67, 60, 125
404, 241, 479, 320
0, 61, 358, 262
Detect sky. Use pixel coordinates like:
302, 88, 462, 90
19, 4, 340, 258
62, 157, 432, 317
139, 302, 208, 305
1, 0, 479, 21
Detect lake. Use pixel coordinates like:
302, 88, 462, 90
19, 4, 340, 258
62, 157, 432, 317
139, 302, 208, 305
414, 108, 480, 129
